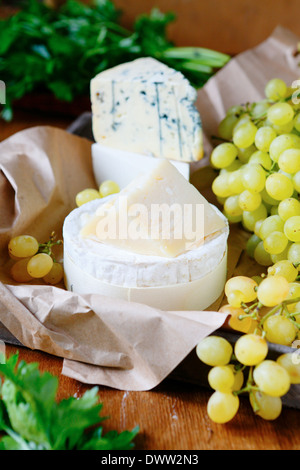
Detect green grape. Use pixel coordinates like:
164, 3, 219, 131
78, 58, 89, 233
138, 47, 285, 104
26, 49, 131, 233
225, 276, 258, 304
286, 282, 300, 301
249, 391, 282, 421
76, 188, 101, 207
278, 198, 300, 221
224, 195, 243, 218
27, 253, 53, 278
234, 334, 268, 366
254, 241, 273, 266
237, 144, 256, 163
272, 121, 294, 135
254, 219, 264, 237
8, 235, 39, 259
212, 173, 232, 198
246, 234, 261, 258
218, 114, 239, 141
99, 180, 120, 198
248, 150, 273, 170
210, 143, 238, 169
263, 315, 297, 346
196, 336, 233, 366
269, 133, 300, 162
233, 113, 251, 132
265, 78, 287, 101
267, 102, 294, 126
229, 366, 244, 391
277, 353, 300, 384
220, 304, 256, 333
10, 258, 34, 283
265, 173, 294, 200
208, 365, 235, 392
241, 163, 266, 192
270, 206, 279, 216
227, 169, 245, 194
43, 262, 64, 285
287, 242, 300, 267
258, 215, 284, 240
233, 121, 258, 149
284, 216, 300, 242
253, 360, 291, 397
270, 243, 291, 263
251, 100, 271, 119
260, 188, 280, 206
254, 126, 277, 152
207, 391, 239, 424
267, 260, 298, 282
242, 204, 268, 232
294, 113, 300, 132
263, 231, 288, 255
278, 148, 300, 173
256, 275, 290, 306
293, 171, 300, 192
224, 158, 243, 172
238, 190, 262, 211
227, 105, 244, 116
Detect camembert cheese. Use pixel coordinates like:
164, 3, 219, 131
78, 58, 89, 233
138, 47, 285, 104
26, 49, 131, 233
90, 57, 203, 163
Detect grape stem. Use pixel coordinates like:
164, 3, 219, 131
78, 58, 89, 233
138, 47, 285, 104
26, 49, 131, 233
38, 232, 63, 262
233, 366, 260, 413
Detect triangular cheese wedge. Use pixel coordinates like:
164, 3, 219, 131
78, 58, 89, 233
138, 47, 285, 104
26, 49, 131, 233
81, 159, 226, 258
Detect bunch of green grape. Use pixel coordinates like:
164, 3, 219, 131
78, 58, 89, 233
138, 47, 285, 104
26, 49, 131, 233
75, 180, 120, 207
210, 78, 300, 269
8, 233, 63, 285
196, 274, 300, 424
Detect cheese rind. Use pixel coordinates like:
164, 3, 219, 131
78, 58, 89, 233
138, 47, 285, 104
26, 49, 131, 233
91, 57, 203, 163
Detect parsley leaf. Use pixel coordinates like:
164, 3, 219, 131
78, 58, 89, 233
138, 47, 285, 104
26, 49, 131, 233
0, 0, 230, 120
0, 352, 139, 450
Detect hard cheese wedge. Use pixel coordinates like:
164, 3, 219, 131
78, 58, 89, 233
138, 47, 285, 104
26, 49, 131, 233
81, 159, 226, 258
90, 57, 203, 163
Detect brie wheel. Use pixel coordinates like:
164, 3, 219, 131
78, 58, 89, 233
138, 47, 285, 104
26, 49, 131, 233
63, 198, 229, 311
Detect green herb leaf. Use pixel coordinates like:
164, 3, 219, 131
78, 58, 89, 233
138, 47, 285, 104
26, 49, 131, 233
0, 352, 138, 450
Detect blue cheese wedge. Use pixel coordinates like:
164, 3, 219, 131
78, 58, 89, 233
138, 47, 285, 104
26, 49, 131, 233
90, 57, 203, 163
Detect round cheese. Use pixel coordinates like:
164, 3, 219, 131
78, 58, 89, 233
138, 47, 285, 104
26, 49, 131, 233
63, 198, 229, 310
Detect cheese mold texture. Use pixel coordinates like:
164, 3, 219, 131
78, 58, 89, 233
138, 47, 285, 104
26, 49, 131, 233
81, 159, 227, 258
63, 199, 228, 311
90, 57, 203, 163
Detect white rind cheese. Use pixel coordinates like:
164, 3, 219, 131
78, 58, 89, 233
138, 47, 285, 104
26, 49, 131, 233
63, 198, 228, 289
90, 57, 203, 163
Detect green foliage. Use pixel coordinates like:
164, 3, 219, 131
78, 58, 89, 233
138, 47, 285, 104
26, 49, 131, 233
0, 0, 230, 120
0, 352, 138, 450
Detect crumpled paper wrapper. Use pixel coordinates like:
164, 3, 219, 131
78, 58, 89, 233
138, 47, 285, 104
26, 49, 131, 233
0, 126, 232, 390
0, 26, 299, 391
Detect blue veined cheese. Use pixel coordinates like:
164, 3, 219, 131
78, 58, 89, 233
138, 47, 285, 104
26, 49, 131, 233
90, 57, 203, 163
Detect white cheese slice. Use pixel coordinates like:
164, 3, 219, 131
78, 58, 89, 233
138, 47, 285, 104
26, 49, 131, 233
90, 57, 203, 163
63, 198, 229, 310
81, 159, 227, 258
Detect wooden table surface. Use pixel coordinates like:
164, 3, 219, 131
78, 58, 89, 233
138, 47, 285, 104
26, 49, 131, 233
1, 110, 300, 451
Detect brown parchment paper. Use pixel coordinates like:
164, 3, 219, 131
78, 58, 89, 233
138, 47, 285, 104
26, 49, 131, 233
0, 25, 299, 391
0, 126, 232, 390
